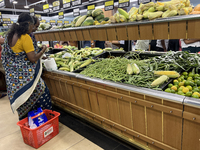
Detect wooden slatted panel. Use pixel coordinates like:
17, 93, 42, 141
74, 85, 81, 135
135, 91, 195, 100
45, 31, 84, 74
116, 26, 128, 40
88, 91, 100, 114
75, 30, 84, 41
97, 93, 109, 119
153, 23, 168, 40
182, 119, 200, 150
118, 100, 132, 129
82, 29, 91, 40
80, 89, 91, 111
139, 24, 153, 40
97, 28, 108, 41
127, 25, 139, 40
63, 31, 71, 41
66, 84, 77, 105
106, 27, 117, 41
34, 34, 40, 41
38, 34, 43, 41
145, 96, 162, 104
54, 80, 64, 100
69, 31, 77, 41
89, 28, 99, 40
147, 108, 162, 142
41, 34, 46, 41
59, 31, 66, 41
107, 96, 120, 124
187, 20, 200, 39
163, 113, 182, 149
148, 144, 163, 150
60, 81, 71, 103
132, 103, 146, 134
49, 32, 56, 41
49, 79, 58, 97
45, 33, 51, 41
73, 86, 83, 107
54, 32, 61, 41
169, 21, 187, 39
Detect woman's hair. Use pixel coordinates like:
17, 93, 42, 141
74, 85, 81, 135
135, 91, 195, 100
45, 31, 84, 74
32, 16, 39, 25
7, 13, 34, 44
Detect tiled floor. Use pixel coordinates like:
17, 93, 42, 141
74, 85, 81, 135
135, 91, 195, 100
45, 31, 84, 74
0, 96, 103, 150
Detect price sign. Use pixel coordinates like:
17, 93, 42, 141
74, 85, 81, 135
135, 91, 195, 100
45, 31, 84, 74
3, 24, 8, 28
58, 11, 64, 19
105, 0, 114, 11
64, 21, 69, 25
40, 20, 46, 23
3, 18, 11, 24
53, 1, 60, 11
57, 20, 63, 26
43, 4, 49, 13
63, 0, 71, 8
35, 14, 42, 21
11, 21, 13, 24
73, 8, 80, 17
0, 0, 5, 8
87, 5, 95, 11
72, 0, 81, 6
138, 0, 151, 5
118, 0, 130, 8
0, 12, 2, 19
30, 8, 35, 16
50, 20, 56, 26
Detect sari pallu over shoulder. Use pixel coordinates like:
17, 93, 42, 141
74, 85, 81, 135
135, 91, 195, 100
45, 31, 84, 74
1, 37, 42, 113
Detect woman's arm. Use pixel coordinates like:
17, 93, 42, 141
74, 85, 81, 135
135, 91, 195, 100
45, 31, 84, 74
0, 38, 5, 44
183, 39, 200, 44
26, 45, 47, 63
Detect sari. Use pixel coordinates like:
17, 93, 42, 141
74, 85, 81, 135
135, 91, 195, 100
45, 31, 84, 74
1, 36, 52, 120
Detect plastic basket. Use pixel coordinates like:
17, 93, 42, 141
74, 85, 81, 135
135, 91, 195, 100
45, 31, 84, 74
17, 110, 60, 149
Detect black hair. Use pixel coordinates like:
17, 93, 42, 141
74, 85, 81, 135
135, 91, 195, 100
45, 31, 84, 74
32, 16, 39, 25
7, 13, 34, 45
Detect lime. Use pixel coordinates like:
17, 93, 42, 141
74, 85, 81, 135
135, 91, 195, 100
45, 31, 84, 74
174, 85, 179, 89
184, 75, 188, 79
178, 87, 183, 91
179, 82, 184, 87
192, 94, 199, 99
182, 87, 189, 93
196, 80, 200, 86
165, 88, 171, 93
171, 86, 177, 91
182, 72, 188, 76
174, 82, 179, 85
168, 84, 173, 88
184, 81, 190, 86
171, 89, 176, 93
194, 79, 198, 83
189, 81, 195, 87
186, 85, 192, 91
178, 78, 182, 82
188, 72, 194, 77
187, 77, 193, 80
192, 87, 199, 92
178, 91, 184, 95
185, 92, 192, 97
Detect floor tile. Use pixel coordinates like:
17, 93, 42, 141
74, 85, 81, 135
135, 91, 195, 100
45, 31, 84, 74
0, 96, 12, 114
67, 138, 104, 150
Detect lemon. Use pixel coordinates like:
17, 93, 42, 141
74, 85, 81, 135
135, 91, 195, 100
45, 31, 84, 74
180, 86, 185, 89
168, 84, 173, 88
165, 88, 171, 93
193, 92, 200, 97
171, 86, 177, 91
187, 77, 193, 80
173, 79, 178, 83
192, 94, 199, 99
179, 82, 184, 87
182, 87, 189, 93
185, 92, 192, 97
186, 85, 192, 91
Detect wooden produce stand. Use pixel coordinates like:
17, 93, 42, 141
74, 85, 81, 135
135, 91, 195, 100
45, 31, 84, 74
36, 15, 200, 150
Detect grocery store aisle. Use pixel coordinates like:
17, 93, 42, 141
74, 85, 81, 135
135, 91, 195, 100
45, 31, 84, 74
0, 96, 103, 150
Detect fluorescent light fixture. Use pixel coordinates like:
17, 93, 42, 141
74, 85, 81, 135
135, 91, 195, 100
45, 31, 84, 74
13, 1, 18, 4
24, 5, 29, 8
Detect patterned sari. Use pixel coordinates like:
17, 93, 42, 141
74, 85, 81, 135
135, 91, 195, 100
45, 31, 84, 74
1, 36, 51, 120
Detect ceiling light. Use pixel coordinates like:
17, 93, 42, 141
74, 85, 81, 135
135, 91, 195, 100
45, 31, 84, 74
13, 1, 18, 4
24, 5, 29, 8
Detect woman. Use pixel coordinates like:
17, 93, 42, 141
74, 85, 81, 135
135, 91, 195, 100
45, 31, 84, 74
1, 13, 52, 120
30, 16, 40, 52
181, 39, 200, 53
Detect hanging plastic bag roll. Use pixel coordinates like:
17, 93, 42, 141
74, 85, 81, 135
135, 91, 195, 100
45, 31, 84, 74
43, 58, 57, 71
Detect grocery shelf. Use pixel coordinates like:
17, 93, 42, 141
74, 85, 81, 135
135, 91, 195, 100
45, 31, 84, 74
35, 14, 200, 41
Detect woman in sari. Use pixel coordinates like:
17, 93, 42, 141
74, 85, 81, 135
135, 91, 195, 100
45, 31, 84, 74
1, 13, 52, 120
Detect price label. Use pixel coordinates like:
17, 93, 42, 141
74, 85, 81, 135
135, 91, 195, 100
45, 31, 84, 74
58, 11, 64, 19
73, 8, 80, 17
63, 0, 71, 8
118, 0, 130, 8
57, 20, 63, 26
30, 8, 35, 16
50, 20, 56, 26
11, 21, 13, 24
72, 0, 81, 6
138, 0, 151, 5
43, 4, 49, 13
35, 14, 42, 21
53, 1, 60, 11
0, 0, 5, 8
3, 24, 8, 28
3, 18, 11, 24
64, 21, 69, 24
105, 0, 114, 11
40, 20, 46, 23
87, 5, 95, 11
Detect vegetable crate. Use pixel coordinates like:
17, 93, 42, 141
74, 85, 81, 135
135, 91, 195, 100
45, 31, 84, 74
17, 110, 60, 149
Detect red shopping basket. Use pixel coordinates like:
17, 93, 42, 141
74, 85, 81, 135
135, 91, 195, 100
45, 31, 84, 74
17, 109, 60, 149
